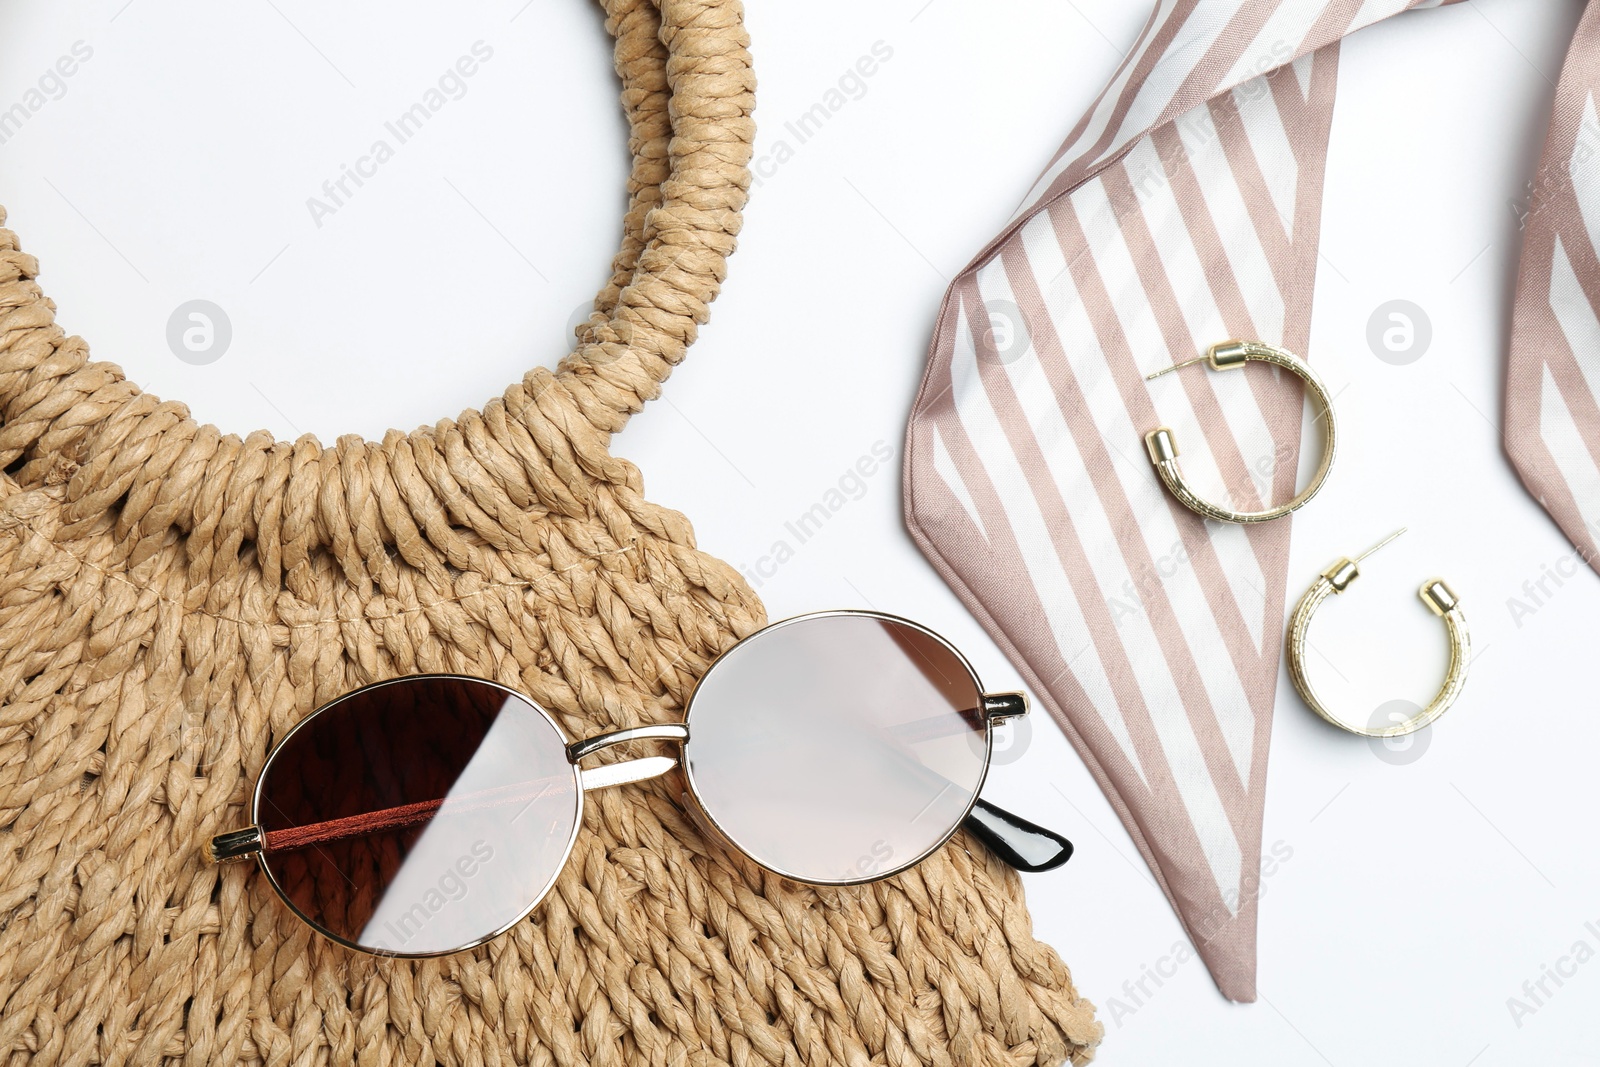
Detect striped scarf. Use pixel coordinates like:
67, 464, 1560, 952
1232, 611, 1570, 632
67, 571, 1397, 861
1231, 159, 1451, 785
902, 0, 1589, 1000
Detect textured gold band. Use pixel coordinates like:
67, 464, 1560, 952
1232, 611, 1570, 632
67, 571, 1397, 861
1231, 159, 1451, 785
1144, 340, 1336, 524
1287, 540, 1469, 738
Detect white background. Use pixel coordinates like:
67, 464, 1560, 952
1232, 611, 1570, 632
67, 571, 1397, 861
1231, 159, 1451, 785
2, 1, 1597, 1062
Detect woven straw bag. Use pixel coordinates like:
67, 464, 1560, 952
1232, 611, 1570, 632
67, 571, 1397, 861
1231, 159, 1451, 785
0, 1, 1101, 1063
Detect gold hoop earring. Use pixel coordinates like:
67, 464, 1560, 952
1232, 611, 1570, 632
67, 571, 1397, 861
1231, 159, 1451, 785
1144, 340, 1336, 524
1287, 529, 1469, 738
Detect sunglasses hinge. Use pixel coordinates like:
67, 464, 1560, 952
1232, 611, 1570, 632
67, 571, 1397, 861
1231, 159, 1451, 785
981, 692, 1028, 724
208, 825, 264, 864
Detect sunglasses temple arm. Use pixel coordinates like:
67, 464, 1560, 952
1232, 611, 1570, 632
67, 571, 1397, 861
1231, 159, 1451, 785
217, 776, 571, 859
216, 727, 693, 860
961, 798, 1074, 873
881, 694, 1073, 872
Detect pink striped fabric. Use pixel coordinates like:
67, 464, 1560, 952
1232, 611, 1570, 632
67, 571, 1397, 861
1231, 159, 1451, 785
1508, 0, 1600, 566
900, 0, 1522, 1002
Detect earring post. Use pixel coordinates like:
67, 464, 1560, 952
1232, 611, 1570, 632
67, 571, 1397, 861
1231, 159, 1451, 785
1145, 356, 1210, 381
1354, 527, 1407, 562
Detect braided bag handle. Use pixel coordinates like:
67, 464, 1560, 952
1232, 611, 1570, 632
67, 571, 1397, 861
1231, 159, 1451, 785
0, 1, 1102, 1063
0, 0, 747, 527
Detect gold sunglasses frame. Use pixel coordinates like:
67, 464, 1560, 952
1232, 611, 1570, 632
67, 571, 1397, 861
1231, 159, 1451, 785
209, 610, 1035, 959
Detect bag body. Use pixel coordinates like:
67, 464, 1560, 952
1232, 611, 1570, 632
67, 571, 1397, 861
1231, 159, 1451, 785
0, 1, 1099, 1063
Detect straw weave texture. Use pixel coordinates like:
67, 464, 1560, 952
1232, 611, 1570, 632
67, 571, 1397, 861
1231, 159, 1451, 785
0, 1, 1102, 1063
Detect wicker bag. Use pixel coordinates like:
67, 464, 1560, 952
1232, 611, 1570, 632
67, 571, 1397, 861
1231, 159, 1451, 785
0, 1, 1101, 1063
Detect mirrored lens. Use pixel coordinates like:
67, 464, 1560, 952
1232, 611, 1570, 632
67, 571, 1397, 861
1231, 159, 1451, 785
683, 614, 988, 883
255, 676, 580, 955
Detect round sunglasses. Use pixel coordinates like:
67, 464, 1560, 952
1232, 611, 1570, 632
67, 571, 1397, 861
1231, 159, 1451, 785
208, 610, 1073, 957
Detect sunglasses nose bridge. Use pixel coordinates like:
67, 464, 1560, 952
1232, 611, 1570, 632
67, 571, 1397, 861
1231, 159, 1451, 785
567, 723, 689, 792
